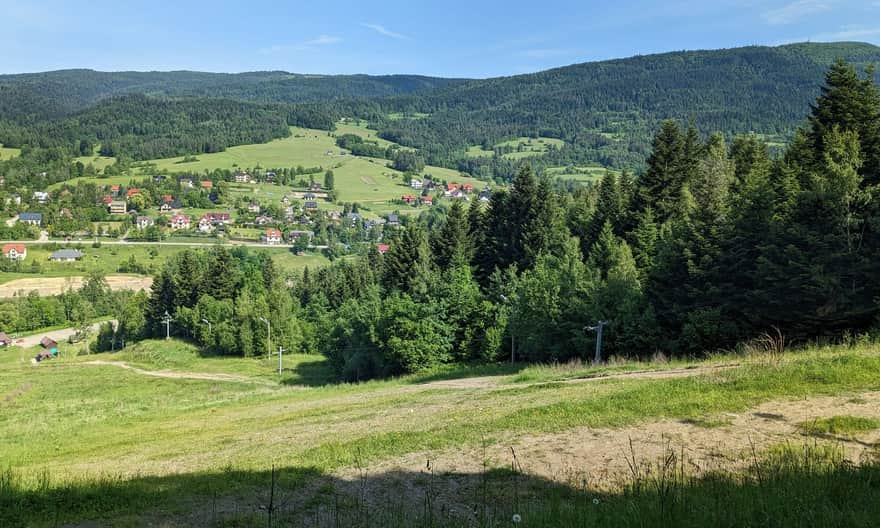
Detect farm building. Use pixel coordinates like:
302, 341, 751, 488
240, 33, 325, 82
18, 212, 42, 226
48, 249, 84, 262
2, 244, 26, 261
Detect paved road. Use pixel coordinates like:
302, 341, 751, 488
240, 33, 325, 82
12, 320, 116, 349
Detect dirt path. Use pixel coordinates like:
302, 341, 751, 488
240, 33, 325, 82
338, 391, 880, 501
80, 360, 271, 384
420, 364, 741, 390
0, 275, 152, 298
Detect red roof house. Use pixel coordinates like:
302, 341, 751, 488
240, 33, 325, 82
200, 180, 213, 189
126, 188, 139, 198
377, 244, 390, 255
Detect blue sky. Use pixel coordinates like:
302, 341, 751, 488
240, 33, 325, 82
1, 0, 879, 77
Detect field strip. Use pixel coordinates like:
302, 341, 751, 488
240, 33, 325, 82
80, 360, 276, 385
336, 390, 880, 496
0, 275, 153, 298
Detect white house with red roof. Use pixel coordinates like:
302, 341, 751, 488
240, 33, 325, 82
170, 214, 191, 230
2, 244, 26, 261
261, 229, 283, 245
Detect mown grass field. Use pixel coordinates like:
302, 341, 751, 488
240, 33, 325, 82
545, 165, 620, 183
0, 144, 21, 160
0, 245, 327, 286
139, 126, 485, 207
74, 154, 117, 173
466, 137, 566, 160
2, 339, 880, 526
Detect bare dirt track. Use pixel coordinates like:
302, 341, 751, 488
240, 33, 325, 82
0, 275, 152, 298
338, 391, 880, 501
80, 360, 271, 384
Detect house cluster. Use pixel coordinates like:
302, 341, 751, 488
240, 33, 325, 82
198, 212, 232, 232
444, 183, 475, 200
400, 194, 433, 206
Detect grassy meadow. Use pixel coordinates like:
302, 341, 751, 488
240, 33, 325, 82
0, 244, 327, 286
1, 339, 880, 525
466, 137, 566, 160
545, 165, 619, 183
0, 144, 21, 160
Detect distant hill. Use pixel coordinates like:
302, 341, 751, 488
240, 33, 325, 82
365, 42, 880, 171
0, 70, 465, 123
1, 42, 878, 174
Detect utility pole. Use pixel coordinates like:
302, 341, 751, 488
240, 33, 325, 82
278, 346, 286, 376
585, 321, 609, 364
162, 311, 172, 340
259, 317, 271, 357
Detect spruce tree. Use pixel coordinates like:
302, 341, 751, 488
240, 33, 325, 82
635, 120, 685, 223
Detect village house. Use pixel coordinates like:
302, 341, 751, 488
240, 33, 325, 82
60, 208, 73, 220
304, 201, 319, 212
33, 191, 49, 204
310, 182, 322, 192
162, 194, 174, 204
288, 230, 313, 241
0, 332, 11, 347
424, 179, 437, 191
377, 244, 390, 255
254, 215, 273, 226
233, 171, 251, 183
265, 171, 276, 183
6, 193, 21, 206
18, 212, 42, 226
108, 201, 127, 215
410, 178, 423, 190
159, 200, 182, 212
261, 229, 283, 245
401, 194, 418, 205
2, 244, 27, 261
152, 175, 167, 183
303, 192, 316, 201
327, 210, 342, 220
462, 184, 475, 193
200, 180, 213, 190
198, 216, 214, 232
170, 214, 191, 230
179, 178, 194, 188
420, 195, 433, 206
48, 249, 84, 262
136, 216, 154, 229
247, 201, 261, 213
204, 212, 231, 225
40, 336, 58, 351
386, 214, 400, 227
109, 185, 121, 196
126, 188, 139, 199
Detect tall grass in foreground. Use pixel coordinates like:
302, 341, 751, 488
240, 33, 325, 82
3, 443, 879, 527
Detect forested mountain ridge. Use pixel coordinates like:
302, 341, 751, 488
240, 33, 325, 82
0, 69, 464, 123
1, 42, 878, 177
362, 42, 880, 171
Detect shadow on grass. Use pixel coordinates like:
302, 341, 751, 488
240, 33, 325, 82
3, 444, 879, 527
283, 358, 338, 387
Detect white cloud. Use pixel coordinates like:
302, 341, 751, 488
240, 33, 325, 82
259, 35, 340, 54
762, 0, 832, 25
361, 23, 408, 40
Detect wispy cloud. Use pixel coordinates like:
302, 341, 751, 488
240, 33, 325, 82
762, 0, 832, 25
361, 23, 408, 40
259, 35, 340, 54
